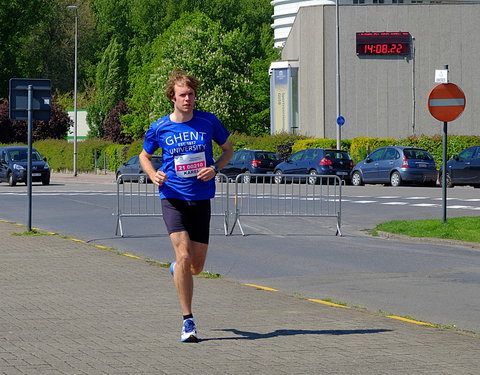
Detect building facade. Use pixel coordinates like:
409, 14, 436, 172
272, 3, 480, 139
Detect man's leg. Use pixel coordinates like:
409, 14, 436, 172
169, 231, 208, 315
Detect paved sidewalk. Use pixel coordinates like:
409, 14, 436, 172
51, 171, 116, 185
0, 220, 478, 375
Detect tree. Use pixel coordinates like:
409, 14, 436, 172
102, 101, 133, 144
0, 0, 49, 98
0, 99, 15, 143
87, 37, 127, 138
0, 0, 98, 98
0, 99, 71, 143
123, 12, 253, 138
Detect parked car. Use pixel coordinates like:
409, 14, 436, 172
274, 148, 354, 184
439, 145, 480, 188
116, 155, 163, 183
220, 150, 281, 183
351, 146, 438, 187
0, 146, 50, 186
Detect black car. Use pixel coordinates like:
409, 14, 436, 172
440, 145, 480, 188
116, 155, 163, 183
0, 146, 50, 186
220, 150, 281, 183
351, 146, 438, 187
274, 148, 354, 184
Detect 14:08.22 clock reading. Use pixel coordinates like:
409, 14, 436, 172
360, 43, 407, 55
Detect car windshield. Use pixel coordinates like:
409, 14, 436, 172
324, 151, 351, 160
255, 152, 279, 161
8, 149, 42, 162
404, 149, 433, 161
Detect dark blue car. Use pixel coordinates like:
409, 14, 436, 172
440, 145, 480, 188
351, 146, 438, 187
0, 146, 50, 186
220, 150, 281, 183
274, 148, 353, 184
116, 155, 163, 183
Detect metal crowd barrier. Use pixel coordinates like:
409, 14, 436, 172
114, 172, 342, 237
229, 173, 343, 236
114, 173, 230, 237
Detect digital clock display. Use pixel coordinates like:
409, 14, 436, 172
356, 32, 411, 56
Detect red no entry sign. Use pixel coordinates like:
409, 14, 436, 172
427, 83, 466, 122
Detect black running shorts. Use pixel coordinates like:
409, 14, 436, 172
161, 198, 211, 244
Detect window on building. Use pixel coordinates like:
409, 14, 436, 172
353, 0, 365, 3
392, 0, 404, 3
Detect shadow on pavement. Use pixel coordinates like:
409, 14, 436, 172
204, 328, 393, 341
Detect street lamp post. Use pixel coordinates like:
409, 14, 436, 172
335, 0, 341, 150
67, 5, 78, 177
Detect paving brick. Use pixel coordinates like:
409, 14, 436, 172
0, 220, 478, 374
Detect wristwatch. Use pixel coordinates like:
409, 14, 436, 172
210, 164, 219, 174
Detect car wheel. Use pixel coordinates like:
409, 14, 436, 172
214, 174, 222, 183
390, 171, 402, 187
139, 175, 146, 184
308, 169, 318, 185
8, 172, 16, 187
42, 179, 50, 186
351, 171, 363, 186
274, 170, 283, 184
242, 171, 251, 184
116, 172, 123, 184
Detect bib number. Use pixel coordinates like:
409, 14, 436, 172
174, 152, 206, 178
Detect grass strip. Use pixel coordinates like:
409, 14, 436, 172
375, 216, 480, 243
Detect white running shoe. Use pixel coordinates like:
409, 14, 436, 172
181, 318, 199, 343
169, 261, 176, 276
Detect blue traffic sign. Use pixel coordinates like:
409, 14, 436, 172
336, 116, 345, 126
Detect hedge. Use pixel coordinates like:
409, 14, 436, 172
5, 133, 477, 172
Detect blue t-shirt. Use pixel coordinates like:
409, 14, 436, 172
143, 110, 230, 201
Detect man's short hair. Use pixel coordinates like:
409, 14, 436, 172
166, 70, 201, 100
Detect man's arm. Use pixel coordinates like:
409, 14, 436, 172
139, 149, 167, 186
197, 140, 234, 181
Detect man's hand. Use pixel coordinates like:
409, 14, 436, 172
151, 170, 168, 186
197, 166, 216, 181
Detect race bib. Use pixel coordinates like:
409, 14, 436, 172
174, 152, 207, 178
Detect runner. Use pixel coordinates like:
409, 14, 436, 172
139, 70, 233, 342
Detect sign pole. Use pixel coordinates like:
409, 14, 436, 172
442, 121, 447, 224
27, 85, 33, 232
9, 78, 51, 232
427, 79, 465, 225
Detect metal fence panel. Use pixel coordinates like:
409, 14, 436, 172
229, 173, 342, 236
114, 173, 342, 237
115, 173, 230, 237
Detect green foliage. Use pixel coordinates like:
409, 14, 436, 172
126, 139, 146, 160
87, 37, 127, 138
124, 12, 255, 138
350, 137, 396, 163
20, 134, 480, 172
33, 139, 111, 172
397, 135, 480, 165
54, 83, 96, 111
0, 0, 50, 97
212, 132, 306, 160
292, 139, 337, 153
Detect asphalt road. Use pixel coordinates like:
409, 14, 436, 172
1, 174, 479, 333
